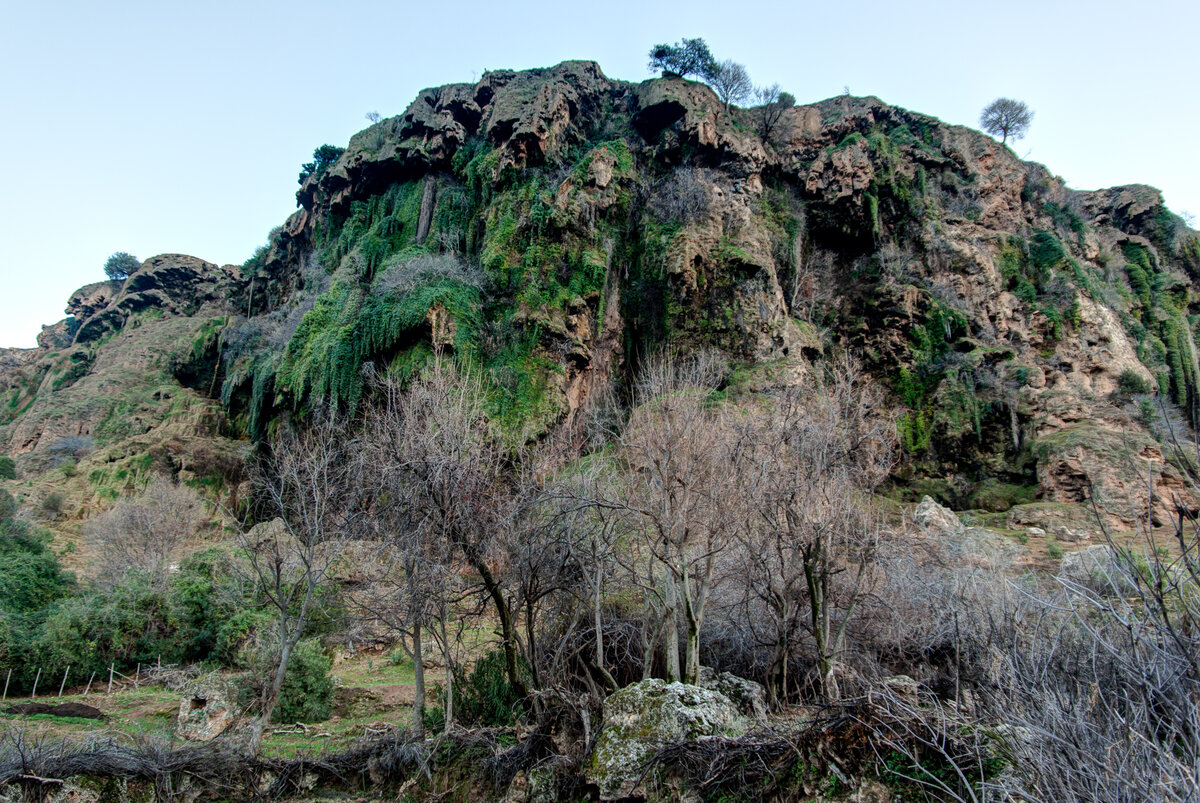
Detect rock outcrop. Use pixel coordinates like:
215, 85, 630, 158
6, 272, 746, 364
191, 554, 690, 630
914, 495, 964, 536
1059, 544, 1138, 595
259, 62, 1200, 530
177, 675, 240, 742
4, 59, 1199, 561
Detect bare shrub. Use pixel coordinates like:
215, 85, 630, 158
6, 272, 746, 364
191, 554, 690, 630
753, 84, 795, 145
648, 168, 713, 225
708, 60, 752, 112
84, 477, 210, 590
374, 253, 482, 295
240, 414, 359, 753
727, 357, 898, 704
45, 435, 93, 468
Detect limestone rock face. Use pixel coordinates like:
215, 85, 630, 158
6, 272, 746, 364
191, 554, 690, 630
5, 60, 1200, 570
587, 679, 746, 800
913, 495, 963, 536
74, 255, 246, 344
177, 675, 240, 742
697, 667, 768, 721
262, 63, 1200, 537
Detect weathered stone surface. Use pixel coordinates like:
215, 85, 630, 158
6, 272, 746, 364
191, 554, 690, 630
587, 679, 746, 800
501, 766, 558, 803
697, 667, 768, 721
943, 527, 1026, 569
73, 255, 246, 345
913, 496, 963, 536
177, 675, 240, 742
1059, 544, 1138, 595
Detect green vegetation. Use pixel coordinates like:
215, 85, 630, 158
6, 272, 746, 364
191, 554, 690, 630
103, 251, 139, 281
647, 37, 716, 79
0, 504, 334, 700
1046, 535, 1064, 560
445, 648, 528, 728
0, 456, 14, 480
272, 639, 335, 723
297, 144, 345, 186
1117, 369, 1152, 396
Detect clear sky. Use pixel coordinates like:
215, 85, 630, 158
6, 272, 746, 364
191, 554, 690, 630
1, 0, 1196, 347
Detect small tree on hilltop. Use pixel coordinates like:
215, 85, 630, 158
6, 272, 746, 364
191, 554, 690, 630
754, 83, 796, 144
709, 60, 753, 112
297, 144, 346, 186
648, 37, 716, 79
980, 97, 1033, 145
104, 251, 140, 281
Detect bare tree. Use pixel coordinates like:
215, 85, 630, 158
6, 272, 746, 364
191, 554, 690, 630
544, 447, 632, 693
616, 350, 746, 684
386, 359, 532, 709
84, 477, 210, 590
241, 416, 357, 754
356, 382, 451, 737
979, 97, 1033, 145
753, 84, 796, 145
365, 111, 382, 124
733, 357, 897, 703
708, 60, 753, 113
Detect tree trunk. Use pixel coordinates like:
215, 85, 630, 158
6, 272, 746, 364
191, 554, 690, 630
412, 622, 426, 738
440, 595, 454, 732
805, 551, 836, 702
249, 635, 295, 755
663, 575, 682, 683
525, 598, 541, 691
682, 565, 702, 685
593, 570, 618, 692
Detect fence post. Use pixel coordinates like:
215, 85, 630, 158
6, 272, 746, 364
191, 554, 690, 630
31, 668, 41, 699
135, 664, 140, 687
58, 666, 70, 698
2, 668, 10, 702
84, 671, 96, 696
108, 664, 114, 695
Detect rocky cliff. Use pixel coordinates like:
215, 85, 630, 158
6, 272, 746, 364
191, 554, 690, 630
4, 59, 1198, 541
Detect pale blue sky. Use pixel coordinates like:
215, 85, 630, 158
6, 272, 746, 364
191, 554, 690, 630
1, 0, 1196, 347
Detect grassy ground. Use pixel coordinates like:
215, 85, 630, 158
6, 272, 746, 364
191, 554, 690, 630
0, 650, 449, 759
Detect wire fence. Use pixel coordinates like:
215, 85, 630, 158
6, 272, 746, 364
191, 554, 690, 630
1, 659, 187, 704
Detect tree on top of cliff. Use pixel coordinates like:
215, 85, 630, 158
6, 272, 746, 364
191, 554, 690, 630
980, 97, 1034, 145
708, 59, 754, 112
298, 144, 345, 186
103, 251, 140, 281
647, 38, 716, 80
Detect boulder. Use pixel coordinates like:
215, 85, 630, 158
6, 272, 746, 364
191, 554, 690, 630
943, 527, 1025, 569
697, 667, 768, 721
1059, 544, 1138, 595
177, 675, 239, 742
587, 679, 746, 800
914, 496, 963, 536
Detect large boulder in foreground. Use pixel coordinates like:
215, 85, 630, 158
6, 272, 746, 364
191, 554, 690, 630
587, 679, 747, 800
